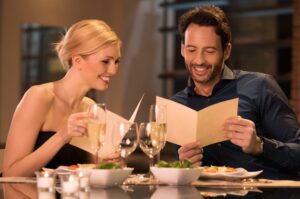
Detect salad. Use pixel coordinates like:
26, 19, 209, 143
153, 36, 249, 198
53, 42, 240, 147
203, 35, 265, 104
68, 162, 121, 170
155, 159, 192, 168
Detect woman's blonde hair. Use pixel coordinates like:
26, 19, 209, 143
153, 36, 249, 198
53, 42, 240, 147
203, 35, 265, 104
54, 19, 121, 70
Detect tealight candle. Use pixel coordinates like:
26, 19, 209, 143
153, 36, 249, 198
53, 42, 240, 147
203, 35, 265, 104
38, 191, 55, 199
35, 171, 56, 192
37, 177, 54, 188
60, 174, 80, 196
77, 170, 91, 192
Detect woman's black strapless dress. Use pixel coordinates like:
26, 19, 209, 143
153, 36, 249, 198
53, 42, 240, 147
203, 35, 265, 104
34, 131, 90, 169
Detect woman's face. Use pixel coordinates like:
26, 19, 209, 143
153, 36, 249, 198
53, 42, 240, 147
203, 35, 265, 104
80, 44, 121, 91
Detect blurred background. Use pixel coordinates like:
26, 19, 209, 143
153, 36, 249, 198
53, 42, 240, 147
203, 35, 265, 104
0, 0, 300, 171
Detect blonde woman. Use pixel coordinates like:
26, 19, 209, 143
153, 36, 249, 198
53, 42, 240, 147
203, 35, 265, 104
3, 19, 121, 176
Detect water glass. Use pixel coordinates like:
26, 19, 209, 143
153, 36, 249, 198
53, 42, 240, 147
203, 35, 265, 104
112, 121, 138, 167
139, 122, 165, 167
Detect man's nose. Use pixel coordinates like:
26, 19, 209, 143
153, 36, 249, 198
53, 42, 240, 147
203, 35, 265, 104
192, 52, 206, 64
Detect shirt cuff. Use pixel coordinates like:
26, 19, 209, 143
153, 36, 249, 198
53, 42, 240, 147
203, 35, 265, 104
260, 136, 281, 157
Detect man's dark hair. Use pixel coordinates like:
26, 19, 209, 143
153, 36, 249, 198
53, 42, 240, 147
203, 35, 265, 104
178, 5, 231, 50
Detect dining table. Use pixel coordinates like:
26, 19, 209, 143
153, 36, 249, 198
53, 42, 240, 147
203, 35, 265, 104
1, 175, 300, 199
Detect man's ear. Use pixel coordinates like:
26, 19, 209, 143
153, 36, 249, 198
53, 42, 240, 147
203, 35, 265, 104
181, 42, 185, 57
224, 43, 232, 60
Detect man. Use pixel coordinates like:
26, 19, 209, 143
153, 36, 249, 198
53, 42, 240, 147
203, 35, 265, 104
171, 5, 300, 179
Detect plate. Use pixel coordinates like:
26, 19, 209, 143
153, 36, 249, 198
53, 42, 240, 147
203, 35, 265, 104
150, 167, 202, 185
200, 167, 263, 180
54, 166, 73, 175
87, 167, 134, 187
54, 166, 133, 186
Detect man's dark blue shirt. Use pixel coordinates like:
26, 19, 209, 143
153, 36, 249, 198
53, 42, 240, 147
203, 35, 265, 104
170, 66, 300, 180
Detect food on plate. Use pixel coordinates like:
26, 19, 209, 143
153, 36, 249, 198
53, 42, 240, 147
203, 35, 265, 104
78, 163, 96, 169
68, 165, 79, 170
68, 163, 95, 170
94, 162, 122, 169
203, 166, 237, 173
68, 162, 122, 170
155, 159, 192, 168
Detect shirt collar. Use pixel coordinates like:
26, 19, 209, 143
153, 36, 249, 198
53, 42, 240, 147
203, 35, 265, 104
186, 65, 236, 95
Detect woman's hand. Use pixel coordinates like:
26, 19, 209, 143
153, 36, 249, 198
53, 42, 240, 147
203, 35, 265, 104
102, 152, 122, 163
57, 112, 90, 144
178, 141, 203, 166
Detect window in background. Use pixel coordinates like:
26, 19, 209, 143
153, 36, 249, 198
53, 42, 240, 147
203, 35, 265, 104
21, 24, 65, 95
21, 24, 96, 99
159, 0, 293, 98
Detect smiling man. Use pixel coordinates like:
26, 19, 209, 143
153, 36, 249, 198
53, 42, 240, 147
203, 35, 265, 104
171, 5, 300, 180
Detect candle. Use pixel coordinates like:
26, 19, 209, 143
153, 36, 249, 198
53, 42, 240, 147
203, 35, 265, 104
77, 170, 91, 192
37, 177, 54, 188
60, 174, 80, 196
62, 180, 79, 193
38, 191, 55, 199
80, 177, 89, 188
79, 191, 90, 199
35, 171, 55, 192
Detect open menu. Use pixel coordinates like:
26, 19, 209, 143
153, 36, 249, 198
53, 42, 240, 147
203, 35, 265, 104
70, 95, 144, 157
156, 96, 238, 147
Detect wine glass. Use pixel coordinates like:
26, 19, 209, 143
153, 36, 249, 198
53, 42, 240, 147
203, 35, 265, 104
139, 122, 166, 175
112, 121, 138, 168
149, 104, 167, 162
87, 103, 106, 164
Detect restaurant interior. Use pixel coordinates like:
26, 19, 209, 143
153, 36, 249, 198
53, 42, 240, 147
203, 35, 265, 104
1, 0, 300, 198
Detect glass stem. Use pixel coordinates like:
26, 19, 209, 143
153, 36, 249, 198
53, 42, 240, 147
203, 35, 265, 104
149, 157, 154, 167
156, 152, 161, 163
95, 149, 99, 164
149, 157, 154, 180
122, 157, 127, 168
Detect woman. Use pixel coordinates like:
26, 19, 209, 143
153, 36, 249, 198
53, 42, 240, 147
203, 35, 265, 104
3, 19, 121, 176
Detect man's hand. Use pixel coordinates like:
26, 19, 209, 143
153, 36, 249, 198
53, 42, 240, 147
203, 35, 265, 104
178, 141, 203, 166
224, 116, 262, 155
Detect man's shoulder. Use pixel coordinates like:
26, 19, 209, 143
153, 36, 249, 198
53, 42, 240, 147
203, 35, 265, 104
234, 69, 269, 80
170, 87, 189, 104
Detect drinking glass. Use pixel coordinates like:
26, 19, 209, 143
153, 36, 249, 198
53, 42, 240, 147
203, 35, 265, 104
87, 103, 106, 164
139, 122, 166, 169
112, 121, 138, 167
149, 104, 167, 162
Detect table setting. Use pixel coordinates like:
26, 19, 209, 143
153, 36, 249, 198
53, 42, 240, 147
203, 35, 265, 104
2, 101, 300, 199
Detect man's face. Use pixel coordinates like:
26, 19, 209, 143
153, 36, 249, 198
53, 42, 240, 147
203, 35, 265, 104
181, 24, 231, 86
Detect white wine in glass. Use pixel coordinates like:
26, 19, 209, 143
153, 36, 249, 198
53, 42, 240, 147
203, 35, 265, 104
87, 103, 106, 164
149, 104, 167, 162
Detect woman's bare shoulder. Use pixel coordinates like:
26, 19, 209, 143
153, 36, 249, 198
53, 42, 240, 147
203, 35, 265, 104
21, 83, 55, 108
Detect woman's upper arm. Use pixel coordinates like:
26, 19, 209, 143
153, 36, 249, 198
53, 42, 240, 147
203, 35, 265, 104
3, 86, 53, 170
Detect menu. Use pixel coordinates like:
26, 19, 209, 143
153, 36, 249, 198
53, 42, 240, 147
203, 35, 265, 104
156, 96, 238, 147
70, 95, 144, 157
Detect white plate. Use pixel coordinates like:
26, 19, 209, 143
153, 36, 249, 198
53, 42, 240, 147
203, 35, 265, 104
200, 167, 263, 180
150, 167, 202, 185
87, 167, 134, 187
54, 166, 133, 186
54, 166, 74, 175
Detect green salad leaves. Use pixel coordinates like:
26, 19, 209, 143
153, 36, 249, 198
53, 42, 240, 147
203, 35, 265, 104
94, 162, 122, 169
155, 159, 192, 168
